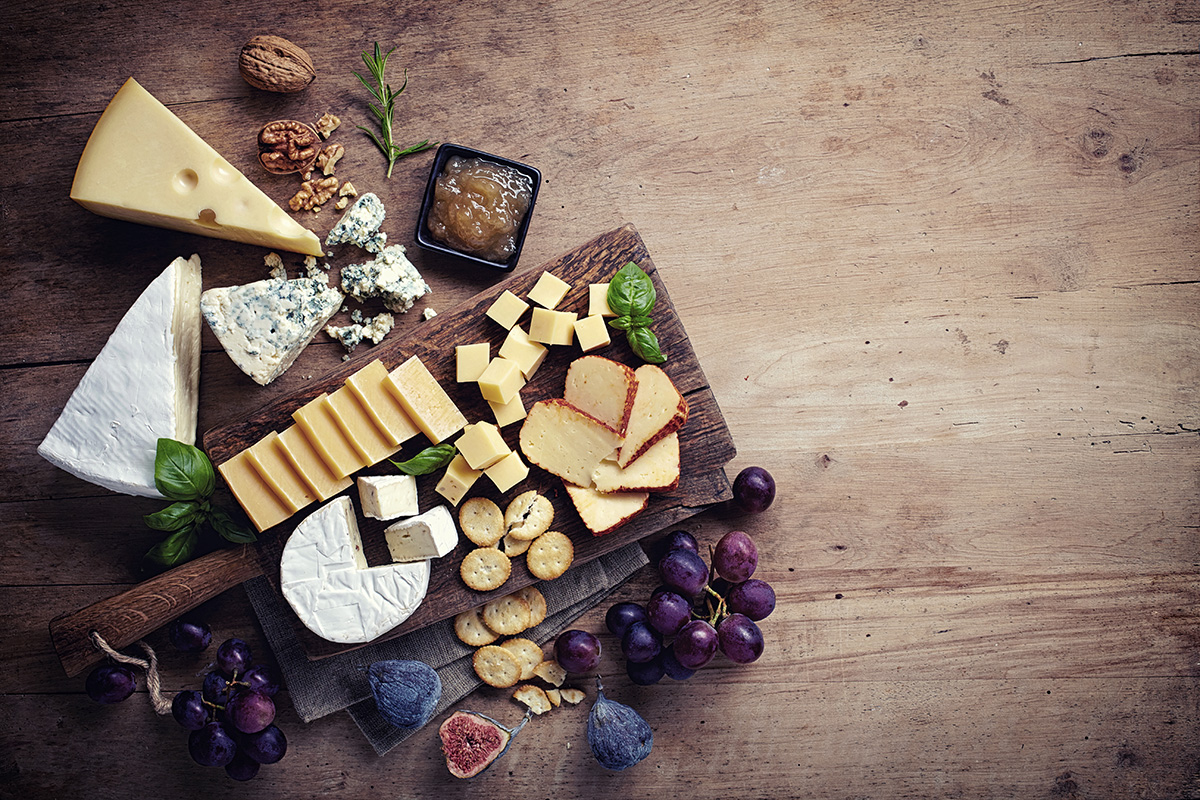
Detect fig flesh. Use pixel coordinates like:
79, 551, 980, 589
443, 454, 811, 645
439, 709, 530, 778
587, 676, 653, 771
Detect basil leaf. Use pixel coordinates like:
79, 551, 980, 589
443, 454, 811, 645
154, 439, 216, 501
607, 262, 656, 318
626, 326, 666, 364
210, 508, 257, 544
144, 526, 199, 568
144, 501, 203, 532
389, 443, 457, 476
608, 314, 653, 331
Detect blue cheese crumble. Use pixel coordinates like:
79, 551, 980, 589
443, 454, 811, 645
200, 275, 344, 386
340, 245, 430, 314
325, 193, 387, 253
325, 312, 394, 354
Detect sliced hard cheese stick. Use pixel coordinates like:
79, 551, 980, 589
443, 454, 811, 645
245, 431, 317, 513
385, 356, 467, 445
280, 497, 430, 644
276, 425, 352, 501
292, 394, 367, 479
326, 385, 401, 465
71, 78, 323, 256
218, 450, 292, 532
344, 359, 420, 447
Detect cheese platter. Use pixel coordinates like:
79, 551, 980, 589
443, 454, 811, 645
50, 223, 736, 674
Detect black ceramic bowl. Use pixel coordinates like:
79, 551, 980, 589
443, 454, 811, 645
414, 144, 541, 271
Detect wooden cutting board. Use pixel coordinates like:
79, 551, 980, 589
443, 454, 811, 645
199, 223, 735, 658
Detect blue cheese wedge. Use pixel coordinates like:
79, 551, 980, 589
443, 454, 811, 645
324, 192, 387, 253
384, 505, 459, 562
340, 245, 430, 314
201, 274, 343, 385
38, 255, 202, 498
280, 496, 430, 644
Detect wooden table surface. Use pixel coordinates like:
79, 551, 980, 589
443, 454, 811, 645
2, 1, 1197, 797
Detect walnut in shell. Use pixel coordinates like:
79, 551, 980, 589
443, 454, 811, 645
239, 35, 316, 93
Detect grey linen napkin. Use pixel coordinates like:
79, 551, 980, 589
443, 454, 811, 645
243, 543, 649, 755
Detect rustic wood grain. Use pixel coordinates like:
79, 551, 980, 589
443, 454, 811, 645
2, 0, 1197, 796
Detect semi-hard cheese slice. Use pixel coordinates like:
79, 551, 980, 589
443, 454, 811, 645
344, 359, 420, 447
292, 394, 368, 479
384, 505, 459, 562
38, 255, 201, 498
71, 78, 323, 256
385, 356, 467, 444
591, 432, 679, 493
326, 385, 401, 465
218, 450, 293, 532
562, 355, 637, 437
245, 431, 317, 514
563, 482, 649, 536
201, 275, 343, 386
617, 364, 689, 467
519, 399, 622, 487
276, 425, 352, 501
280, 496, 430, 644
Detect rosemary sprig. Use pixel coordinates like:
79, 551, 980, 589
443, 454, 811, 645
354, 43, 436, 178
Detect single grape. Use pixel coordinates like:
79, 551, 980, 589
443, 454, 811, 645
717, 613, 765, 664
620, 621, 662, 664
605, 602, 648, 639
626, 654, 666, 686
85, 663, 136, 704
646, 590, 691, 636
216, 638, 252, 678
242, 663, 282, 697
673, 620, 718, 669
732, 466, 775, 513
653, 530, 699, 565
172, 689, 208, 730
224, 749, 260, 781
242, 725, 287, 765
554, 629, 601, 674
226, 689, 276, 734
168, 618, 212, 653
658, 548, 709, 597
202, 670, 231, 705
660, 647, 697, 681
713, 530, 758, 582
188, 721, 238, 768
727, 578, 776, 621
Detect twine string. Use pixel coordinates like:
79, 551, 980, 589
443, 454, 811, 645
90, 631, 172, 715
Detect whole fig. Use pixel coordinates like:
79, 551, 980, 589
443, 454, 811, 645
587, 676, 653, 771
439, 709, 530, 779
368, 660, 441, 729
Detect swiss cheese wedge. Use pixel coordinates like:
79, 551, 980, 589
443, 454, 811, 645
562, 355, 637, 437
617, 364, 688, 467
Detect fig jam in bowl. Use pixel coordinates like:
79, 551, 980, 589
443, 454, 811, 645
415, 144, 541, 271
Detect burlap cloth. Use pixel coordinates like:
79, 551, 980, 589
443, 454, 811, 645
243, 542, 649, 755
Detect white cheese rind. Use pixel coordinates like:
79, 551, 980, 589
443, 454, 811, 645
201, 275, 343, 385
384, 505, 459, 563
357, 474, 419, 520
38, 255, 201, 498
280, 497, 430, 644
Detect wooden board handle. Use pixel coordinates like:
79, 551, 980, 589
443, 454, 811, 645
48, 545, 263, 677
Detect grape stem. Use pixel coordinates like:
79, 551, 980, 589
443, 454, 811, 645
700, 584, 728, 627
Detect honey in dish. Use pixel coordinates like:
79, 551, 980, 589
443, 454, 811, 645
426, 156, 533, 263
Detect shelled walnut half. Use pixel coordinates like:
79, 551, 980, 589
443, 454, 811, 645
258, 120, 321, 175
290, 176, 339, 212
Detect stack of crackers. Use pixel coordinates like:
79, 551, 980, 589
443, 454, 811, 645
457, 491, 575, 591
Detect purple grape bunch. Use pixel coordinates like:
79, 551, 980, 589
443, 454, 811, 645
607, 527, 776, 685
168, 635, 287, 781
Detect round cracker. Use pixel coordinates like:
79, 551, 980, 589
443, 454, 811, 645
460, 547, 512, 592
504, 491, 554, 541
473, 645, 521, 688
482, 594, 532, 636
460, 497, 505, 546
454, 606, 499, 647
526, 530, 574, 581
501, 533, 532, 556
500, 637, 545, 681
516, 585, 547, 628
